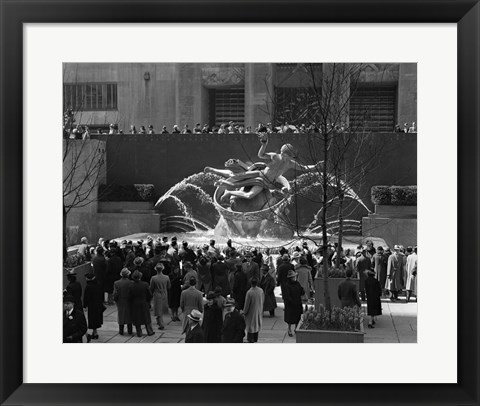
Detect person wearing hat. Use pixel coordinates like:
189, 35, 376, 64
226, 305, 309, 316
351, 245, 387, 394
294, 256, 314, 312
185, 310, 205, 343
83, 273, 104, 341
243, 277, 264, 343
241, 251, 260, 288
202, 291, 223, 343
150, 262, 171, 330
63, 294, 87, 343
179, 240, 197, 265
221, 298, 246, 343
65, 269, 82, 309
131, 256, 151, 284
405, 246, 418, 303
338, 269, 362, 309
372, 246, 388, 297
161, 125, 169, 134
77, 236, 90, 260
302, 241, 315, 269
105, 246, 123, 305
129, 270, 154, 337
196, 255, 212, 296
355, 249, 371, 301
260, 264, 277, 317
365, 269, 382, 328
113, 268, 134, 335
91, 246, 107, 304
276, 254, 295, 295
282, 269, 304, 337
179, 276, 204, 334
147, 124, 155, 134
385, 245, 405, 301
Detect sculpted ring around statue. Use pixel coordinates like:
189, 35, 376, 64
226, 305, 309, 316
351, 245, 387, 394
204, 133, 323, 214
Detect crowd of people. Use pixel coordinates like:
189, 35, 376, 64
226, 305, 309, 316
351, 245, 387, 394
64, 119, 418, 139
63, 236, 417, 343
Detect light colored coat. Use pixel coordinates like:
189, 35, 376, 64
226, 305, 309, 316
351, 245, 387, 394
295, 264, 313, 303
180, 286, 204, 333
150, 273, 171, 316
405, 253, 417, 293
386, 252, 405, 291
243, 286, 264, 334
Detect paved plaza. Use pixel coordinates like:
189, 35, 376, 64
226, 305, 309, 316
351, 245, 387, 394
89, 287, 417, 344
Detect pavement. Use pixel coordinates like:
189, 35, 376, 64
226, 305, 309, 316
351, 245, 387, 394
87, 287, 417, 344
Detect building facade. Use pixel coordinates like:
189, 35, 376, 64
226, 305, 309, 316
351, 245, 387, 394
63, 63, 417, 133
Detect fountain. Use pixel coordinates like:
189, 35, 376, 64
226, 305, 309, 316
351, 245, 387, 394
154, 136, 371, 245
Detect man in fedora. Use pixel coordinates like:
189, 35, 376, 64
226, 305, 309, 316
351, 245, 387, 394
185, 310, 205, 343
113, 268, 134, 335
63, 294, 87, 343
241, 251, 260, 288
221, 298, 246, 343
180, 277, 204, 334
386, 245, 405, 301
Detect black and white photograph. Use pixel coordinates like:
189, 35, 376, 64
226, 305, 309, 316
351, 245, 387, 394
63, 62, 417, 344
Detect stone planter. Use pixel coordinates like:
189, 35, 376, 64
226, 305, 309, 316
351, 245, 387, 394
314, 278, 360, 310
295, 319, 364, 343
373, 204, 417, 218
98, 201, 155, 213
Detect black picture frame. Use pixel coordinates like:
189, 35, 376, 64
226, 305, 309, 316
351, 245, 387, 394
1, 1, 479, 405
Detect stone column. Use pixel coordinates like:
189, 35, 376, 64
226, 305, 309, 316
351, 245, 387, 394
397, 63, 417, 129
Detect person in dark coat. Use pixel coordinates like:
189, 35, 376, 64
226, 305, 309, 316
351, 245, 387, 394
185, 310, 205, 343
168, 265, 182, 322
196, 256, 212, 295
91, 246, 107, 302
129, 270, 154, 337
276, 254, 295, 294
365, 269, 382, 328
372, 246, 388, 296
105, 249, 123, 304
212, 255, 230, 297
232, 263, 248, 311
221, 298, 246, 343
282, 270, 304, 337
65, 269, 82, 309
241, 251, 260, 287
63, 294, 87, 343
355, 249, 372, 301
130, 257, 150, 284
83, 273, 104, 341
338, 269, 362, 309
260, 264, 277, 317
202, 291, 223, 343
113, 268, 134, 335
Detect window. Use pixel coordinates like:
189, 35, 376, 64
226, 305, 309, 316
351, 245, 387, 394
349, 84, 397, 132
209, 87, 245, 127
274, 87, 321, 126
63, 83, 118, 111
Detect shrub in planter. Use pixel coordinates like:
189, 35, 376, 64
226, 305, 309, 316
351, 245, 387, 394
301, 305, 363, 332
390, 185, 417, 206
99, 184, 155, 202
371, 186, 391, 205
64, 253, 86, 268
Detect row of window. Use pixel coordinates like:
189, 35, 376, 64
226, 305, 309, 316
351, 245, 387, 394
63, 83, 397, 131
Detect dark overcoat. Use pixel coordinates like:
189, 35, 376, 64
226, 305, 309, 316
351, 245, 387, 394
202, 302, 223, 343
91, 254, 106, 290
282, 280, 304, 324
338, 278, 362, 308
221, 310, 246, 343
83, 279, 104, 329
212, 261, 230, 296
355, 255, 372, 292
63, 308, 87, 343
260, 273, 277, 312
373, 253, 388, 288
168, 270, 182, 309
365, 275, 382, 316
185, 324, 205, 343
276, 262, 294, 291
232, 270, 248, 310
113, 277, 133, 325
105, 254, 122, 294
129, 280, 152, 326
66, 280, 83, 309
